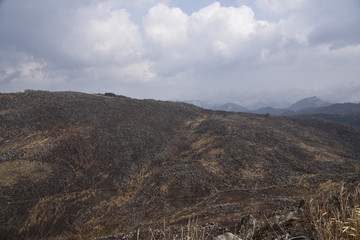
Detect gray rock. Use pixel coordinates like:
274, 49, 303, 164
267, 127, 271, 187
239, 214, 256, 226
214, 232, 242, 240
289, 237, 309, 240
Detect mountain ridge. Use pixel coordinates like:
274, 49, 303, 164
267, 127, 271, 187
288, 96, 331, 111
184, 97, 360, 127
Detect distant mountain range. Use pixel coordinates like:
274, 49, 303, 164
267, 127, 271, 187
295, 102, 360, 127
186, 101, 251, 112
253, 96, 332, 115
184, 96, 360, 127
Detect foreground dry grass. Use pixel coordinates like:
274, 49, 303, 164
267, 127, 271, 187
105, 184, 360, 240
308, 184, 360, 240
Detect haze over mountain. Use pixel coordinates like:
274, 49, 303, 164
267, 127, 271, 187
186, 96, 332, 112
1, 91, 360, 239
185, 96, 360, 127
251, 96, 333, 115
185, 100, 250, 112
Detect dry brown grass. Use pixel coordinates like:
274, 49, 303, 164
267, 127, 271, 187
240, 167, 265, 182
0, 160, 52, 186
308, 183, 360, 240
115, 219, 217, 240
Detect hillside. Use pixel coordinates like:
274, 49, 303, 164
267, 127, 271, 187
296, 103, 360, 127
1, 91, 360, 240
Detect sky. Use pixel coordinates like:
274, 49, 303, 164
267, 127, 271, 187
0, 0, 359, 108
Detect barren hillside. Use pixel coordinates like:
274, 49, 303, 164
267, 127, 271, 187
1, 91, 360, 239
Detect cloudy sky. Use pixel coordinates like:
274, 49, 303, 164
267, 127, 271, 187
0, 0, 359, 107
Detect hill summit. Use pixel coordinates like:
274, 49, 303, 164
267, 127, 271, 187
288, 96, 331, 111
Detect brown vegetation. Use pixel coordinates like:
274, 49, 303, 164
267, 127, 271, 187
307, 183, 360, 239
1, 91, 360, 239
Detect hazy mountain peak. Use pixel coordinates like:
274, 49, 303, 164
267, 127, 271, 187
182, 100, 249, 112
215, 103, 249, 112
288, 96, 331, 111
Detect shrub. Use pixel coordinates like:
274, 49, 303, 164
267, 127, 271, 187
104, 92, 116, 97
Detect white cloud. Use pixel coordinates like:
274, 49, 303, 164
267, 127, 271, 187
143, 2, 278, 76
278, 17, 310, 45
0, 53, 66, 92
102, 61, 156, 83
144, 4, 188, 47
0, 58, 46, 84
191, 2, 257, 36
72, 7, 143, 64
0, 0, 147, 84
